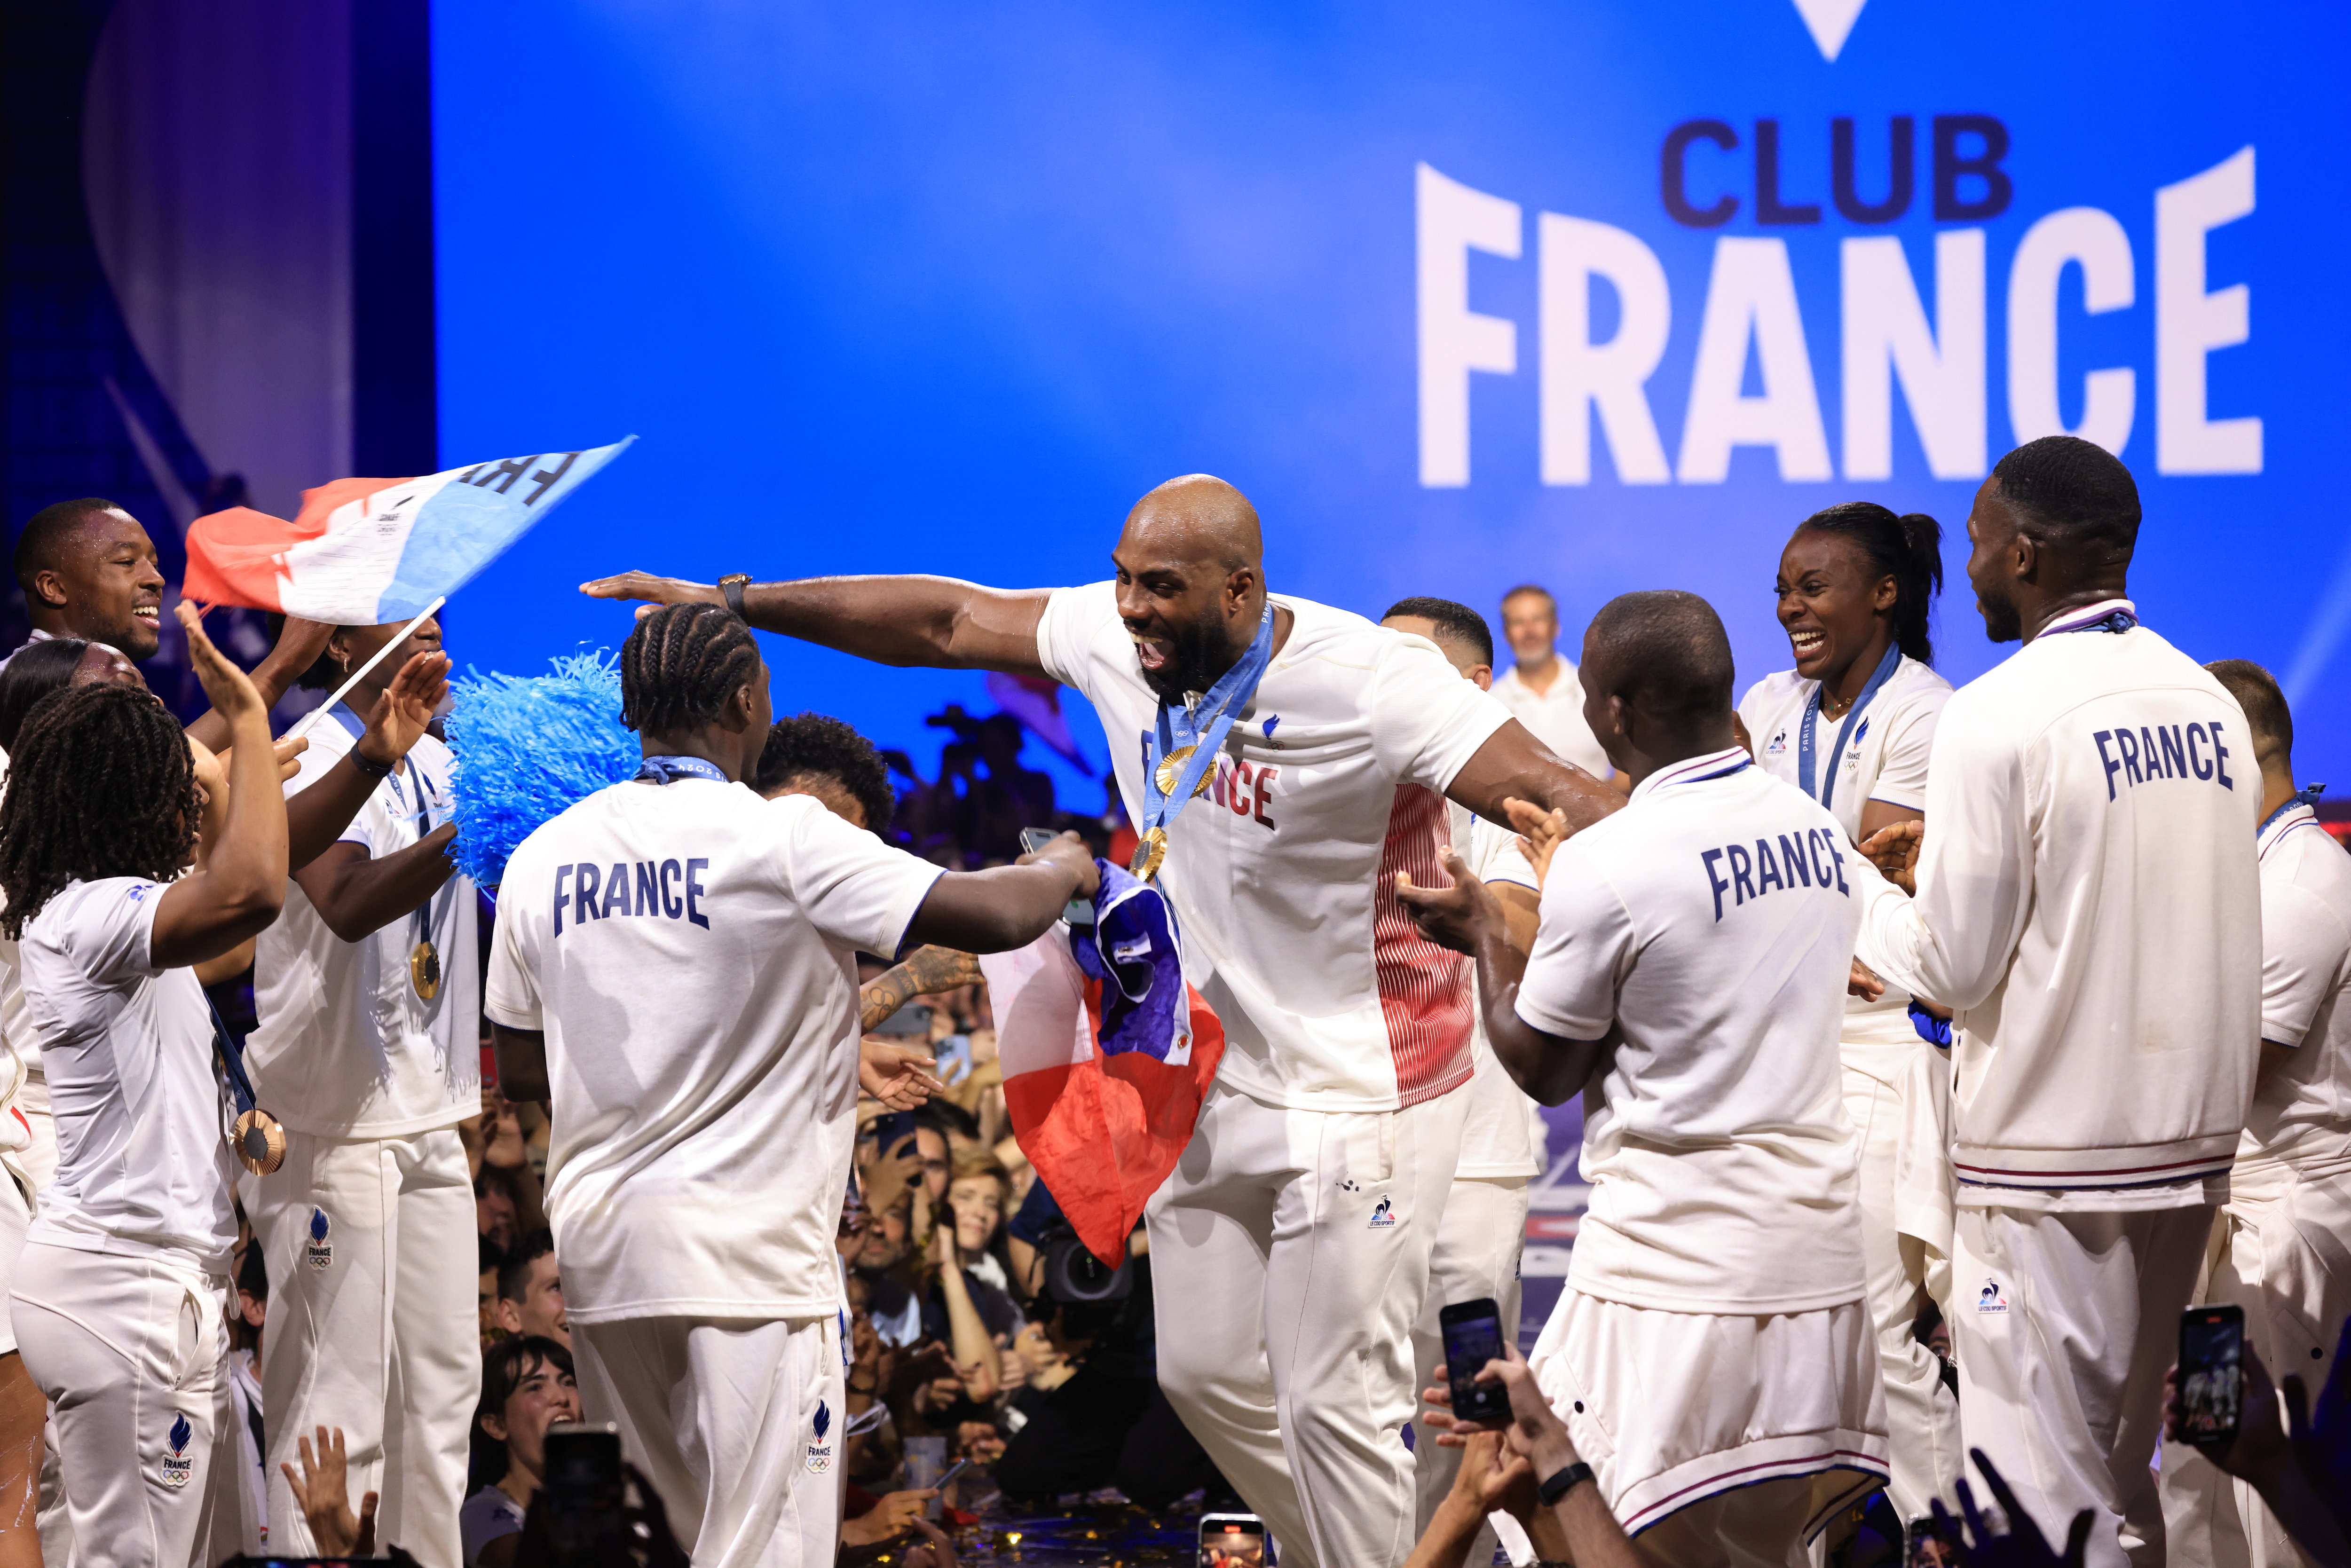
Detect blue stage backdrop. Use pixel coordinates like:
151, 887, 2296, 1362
434, 0, 2347, 791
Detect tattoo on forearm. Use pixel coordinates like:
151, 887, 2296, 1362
859, 946, 982, 1031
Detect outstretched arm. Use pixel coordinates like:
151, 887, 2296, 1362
899, 833, 1098, 955
186, 615, 334, 754
1446, 721, 1621, 837
581, 571, 1055, 680
1395, 850, 1611, 1105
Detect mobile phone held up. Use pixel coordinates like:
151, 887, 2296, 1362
1019, 826, 1097, 927
1439, 1297, 1512, 1425
1199, 1512, 1269, 1566
2177, 1304, 2245, 1449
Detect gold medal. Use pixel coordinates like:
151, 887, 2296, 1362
1130, 826, 1168, 882
230, 1107, 287, 1176
1152, 745, 1213, 801
410, 940, 441, 1001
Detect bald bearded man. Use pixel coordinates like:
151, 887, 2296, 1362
585, 474, 1618, 1568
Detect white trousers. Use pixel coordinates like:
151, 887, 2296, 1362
253, 1126, 479, 1568
1949, 1201, 2212, 1568
1841, 1058, 1961, 1524
1147, 1081, 1467, 1568
2159, 1160, 2351, 1568
11, 1243, 240, 1568
571, 1312, 842, 1568
1410, 1174, 1528, 1566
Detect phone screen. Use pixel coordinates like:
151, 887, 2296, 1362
1440, 1299, 1511, 1423
2178, 1306, 2245, 1446
1199, 1514, 1267, 1566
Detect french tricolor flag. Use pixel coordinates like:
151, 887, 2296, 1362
980, 864, 1224, 1268
183, 438, 632, 622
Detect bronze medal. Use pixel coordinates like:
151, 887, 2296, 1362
230, 1107, 287, 1176
410, 939, 441, 1001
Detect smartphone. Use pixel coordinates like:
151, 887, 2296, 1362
1199, 1512, 1268, 1566
1906, 1516, 1956, 1567
2178, 1304, 2246, 1448
1439, 1297, 1511, 1424
933, 1456, 972, 1491
869, 1002, 933, 1038
541, 1421, 630, 1556
1019, 827, 1098, 926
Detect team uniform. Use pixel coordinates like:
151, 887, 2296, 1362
487, 775, 942, 1568
1740, 652, 1961, 1522
2161, 792, 2351, 1568
1515, 747, 1886, 1563
1410, 811, 1541, 1560
245, 710, 480, 1565
1491, 662, 1611, 780
1036, 588, 1509, 1568
9, 878, 244, 1568
1852, 601, 2260, 1568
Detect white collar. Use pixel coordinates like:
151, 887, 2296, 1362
1629, 746, 1752, 804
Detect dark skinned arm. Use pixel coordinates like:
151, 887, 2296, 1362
282, 649, 452, 872
151, 606, 288, 968
581, 571, 1055, 679
861, 946, 985, 1032
492, 1024, 548, 1104
184, 616, 334, 755
1445, 720, 1622, 836
899, 834, 1096, 954
1394, 849, 1612, 1105
293, 827, 459, 944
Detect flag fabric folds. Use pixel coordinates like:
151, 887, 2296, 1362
182, 438, 634, 623
980, 862, 1224, 1268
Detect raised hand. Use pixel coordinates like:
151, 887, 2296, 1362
1503, 796, 1569, 888
176, 602, 266, 725
1393, 847, 1498, 956
360, 647, 453, 766
861, 1039, 948, 1110
1927, 1449, 2092, 1568
578, 571, 721, 619
1015, 829, 1102, 898
1859, 819, 1925, 895
280, 1425, 380, 1556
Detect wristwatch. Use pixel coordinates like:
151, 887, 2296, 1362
347, 747, 394, 782
718, 573, 752, 621
1536, 1460, 1594, 1506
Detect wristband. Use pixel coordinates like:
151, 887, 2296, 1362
347, 747, 394, 782
1536, 1460, 1594, 1507
719, 573, 751, 621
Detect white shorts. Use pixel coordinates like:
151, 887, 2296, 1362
571, 1312, 843, 1568
0, 1176, 32, 1358
1530, 1287, 1887, 1545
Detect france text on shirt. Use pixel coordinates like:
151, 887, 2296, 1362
551, 858, 712, 934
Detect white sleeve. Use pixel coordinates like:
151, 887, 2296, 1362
1852, 693, 2031, 1010
65, 879, 167, 985
2260, 879, 2350, 1049
1033, 583, 1120, 696
1472, 820, 1537, 890
1867, 683, 1949, 813
1514, 845, 1634, 1040
484, 853, 544, 1031
1370, 637, 1515, 794
786, 804, 947, 957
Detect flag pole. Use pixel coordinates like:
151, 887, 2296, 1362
282, 596, 449, 741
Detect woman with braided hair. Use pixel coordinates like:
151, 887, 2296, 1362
1736, 502, 1962, 1527
0, 602, 290, 1567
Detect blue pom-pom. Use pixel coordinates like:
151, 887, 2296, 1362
447, 651, 636, 887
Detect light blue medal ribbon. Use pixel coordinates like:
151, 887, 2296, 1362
330, 703, 457, 1000
2259, 782, 2327, 838
1131, 606, 1277, 881
1796, 640, 1902, 812
634, 754, 734, 785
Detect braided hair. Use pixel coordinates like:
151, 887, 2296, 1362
618, 603, 759, 736
0, 683, 196, 938
1795, 502, 1944, 666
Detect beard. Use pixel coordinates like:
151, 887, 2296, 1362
1976, 586, 2023, 644
1137, 612, 1243, 704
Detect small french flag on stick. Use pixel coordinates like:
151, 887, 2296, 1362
184, 437, 634, 624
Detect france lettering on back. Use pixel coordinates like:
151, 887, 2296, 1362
552, 858, 713, 934
2092, 715, 2237, 801
1700, 823, 1854, 922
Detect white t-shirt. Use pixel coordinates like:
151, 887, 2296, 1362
19, 878, 238, 1273
1515, 748, 1866, 1315
0, 749, 44, 1117
1037, 586, 1512, 1111
486, 779, 942, 1324
2245, 801, 2351, 1171
1740, 654, 1953, 1047
1450, 807, 1544, 1180
1492, 662, 1612, 780
247, 715, 480, 1137
1853, 602, 2262, 1203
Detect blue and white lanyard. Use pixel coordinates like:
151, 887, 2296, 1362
2043, 604, 2139, 637
1138, 607, 1277, 844
1797, 641, 1901, 812
2259, 783, 2327, 840
330, 704, 457, 970
635, 754, 733, 785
